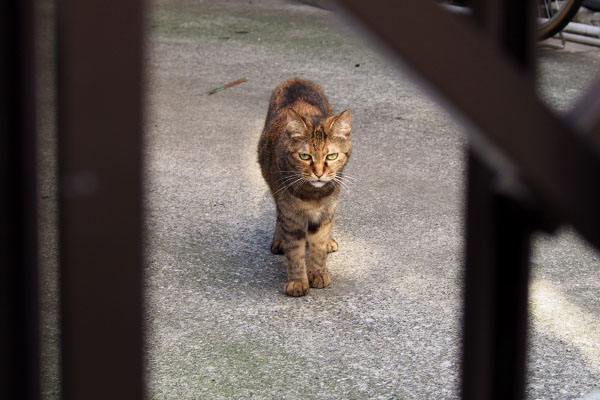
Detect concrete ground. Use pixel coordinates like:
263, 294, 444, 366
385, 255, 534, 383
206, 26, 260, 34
39, 0, 600, 399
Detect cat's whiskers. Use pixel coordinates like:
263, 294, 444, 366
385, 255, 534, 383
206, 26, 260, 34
332, 174, 352, 195
331, 176, 350, 192
336, 178, 356, 187
338, 173, 359, 182
277, 171, 303, 182
273, 180, 302, 196
275, 177, 302, 190
335, 172, 357, 185
276, 169, 316, 194
291, 177, 307, 195
279, 174, 302, 188
277, 174, 302, 186
274, 175, 306, 195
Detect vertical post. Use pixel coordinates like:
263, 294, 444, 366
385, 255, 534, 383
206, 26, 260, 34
462, 1, 536, 399
0, 1, 41, 399
462, 154, 534, 400
56, 1, 145, 399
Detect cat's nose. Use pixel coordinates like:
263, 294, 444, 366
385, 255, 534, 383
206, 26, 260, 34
314, 170, 324, 178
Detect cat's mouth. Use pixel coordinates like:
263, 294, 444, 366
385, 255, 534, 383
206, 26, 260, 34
310, 180, 328, 188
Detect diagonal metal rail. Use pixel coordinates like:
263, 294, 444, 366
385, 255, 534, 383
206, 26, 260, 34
339, 0, 600, 250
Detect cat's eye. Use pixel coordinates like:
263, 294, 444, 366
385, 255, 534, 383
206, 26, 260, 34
299, 153, 311, 160
326, 153, 339, 160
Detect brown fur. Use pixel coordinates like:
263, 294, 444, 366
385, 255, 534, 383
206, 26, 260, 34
258, 78, 352, 297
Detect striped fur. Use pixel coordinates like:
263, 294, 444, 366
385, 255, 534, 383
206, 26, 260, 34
258, 78, 352, 296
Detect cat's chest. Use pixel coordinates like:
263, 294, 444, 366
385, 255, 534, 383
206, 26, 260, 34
293, 197, 334, 225
305, 208, 324, 224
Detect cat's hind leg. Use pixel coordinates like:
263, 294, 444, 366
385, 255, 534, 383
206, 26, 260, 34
270, 211, 285, 254
270, 229, 284, 255
327, 238, 338, 253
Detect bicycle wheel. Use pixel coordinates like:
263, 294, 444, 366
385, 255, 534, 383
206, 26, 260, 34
537, 0, 585, 40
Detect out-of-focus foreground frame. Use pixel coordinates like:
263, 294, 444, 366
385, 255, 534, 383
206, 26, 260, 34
1, 0, 145, 399
339, 0, 600, 399
56, 0, 145, 399
2, 0, 600, 399
1, 1, 40, 398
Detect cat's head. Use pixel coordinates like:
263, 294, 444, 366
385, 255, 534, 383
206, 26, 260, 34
284, 108, 352, 188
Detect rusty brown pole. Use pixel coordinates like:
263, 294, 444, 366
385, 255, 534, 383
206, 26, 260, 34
462, 1, 537, 399
56, 0, 146, 398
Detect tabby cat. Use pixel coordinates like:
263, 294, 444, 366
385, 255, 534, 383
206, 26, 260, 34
258, 78, 352, 296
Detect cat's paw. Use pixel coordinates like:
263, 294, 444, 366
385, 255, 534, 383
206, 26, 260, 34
284, 279, 309, 297
327, 238, 338, 253
270, 240, 284, 255
308, 272, 331, 289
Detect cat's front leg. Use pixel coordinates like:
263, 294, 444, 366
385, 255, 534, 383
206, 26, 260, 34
282, 226, 309, 297
270, 211, 285, 255
307, 219, 333, 289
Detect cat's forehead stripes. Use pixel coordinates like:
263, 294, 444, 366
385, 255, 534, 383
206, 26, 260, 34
311, 126, 327, 149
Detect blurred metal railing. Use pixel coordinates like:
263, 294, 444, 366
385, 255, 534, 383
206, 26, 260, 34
56, 0, 145, 399
1, 1, 41, 398
3, 0, 600, 399
2, 0, 145, 399
339, 0, 600, 399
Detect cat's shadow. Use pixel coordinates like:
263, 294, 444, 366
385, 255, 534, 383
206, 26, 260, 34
187, 193, 288, 296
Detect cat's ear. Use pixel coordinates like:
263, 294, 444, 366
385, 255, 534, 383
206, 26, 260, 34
286, 108, 307, 138
329, 110, 351, 139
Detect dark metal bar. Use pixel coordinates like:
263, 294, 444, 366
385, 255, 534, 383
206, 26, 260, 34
56, 0, 145, 399
338, 0, 600, 250
461, 2, 536, 399
339, 1, 544, 398
462, 153, 534, 400
0, 0, 41, 399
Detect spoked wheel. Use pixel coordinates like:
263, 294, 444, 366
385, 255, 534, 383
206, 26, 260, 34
537, 0, 585, 40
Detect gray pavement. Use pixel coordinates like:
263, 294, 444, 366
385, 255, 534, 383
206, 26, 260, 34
144, 1, 600, 399
39, 0, 600, 399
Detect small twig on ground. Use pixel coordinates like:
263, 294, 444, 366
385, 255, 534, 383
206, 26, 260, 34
208, 77, 247, 95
